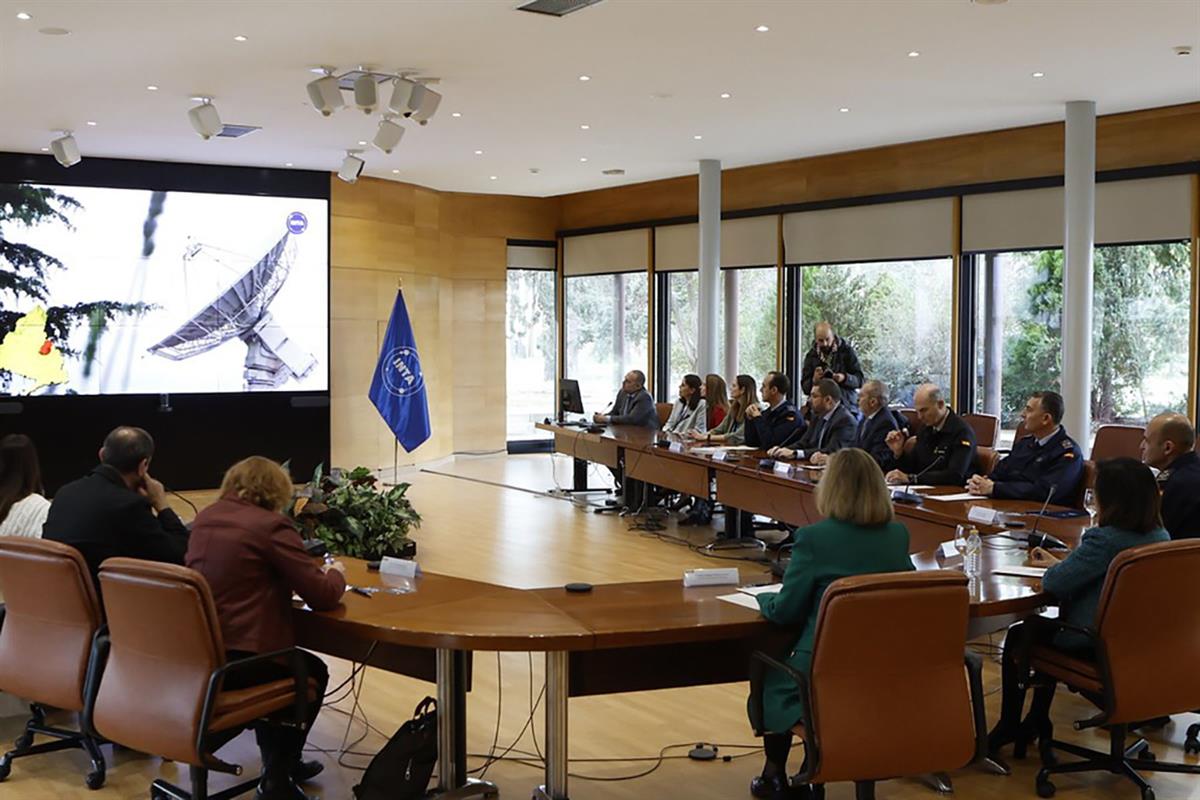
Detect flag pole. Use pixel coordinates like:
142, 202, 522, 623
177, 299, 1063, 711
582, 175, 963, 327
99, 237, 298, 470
393, 276, 401, 486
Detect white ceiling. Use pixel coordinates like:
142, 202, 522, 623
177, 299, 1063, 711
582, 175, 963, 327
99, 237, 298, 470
1, 0, 1197, 197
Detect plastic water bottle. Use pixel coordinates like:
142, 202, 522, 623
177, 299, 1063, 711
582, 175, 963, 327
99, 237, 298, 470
965, 526, 982, 579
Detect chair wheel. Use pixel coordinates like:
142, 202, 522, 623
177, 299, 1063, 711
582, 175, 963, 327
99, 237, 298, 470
86, 769, 105, 790
1185, 736, 1200, 756
1139, 749, 1156, 762
13, 733, 32, 751
0, 755, 11, 781
1036, 774, 1056, 798
1141, 788, 1155, 800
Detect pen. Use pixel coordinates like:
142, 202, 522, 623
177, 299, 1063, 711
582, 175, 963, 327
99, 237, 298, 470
350, 586, 372, 598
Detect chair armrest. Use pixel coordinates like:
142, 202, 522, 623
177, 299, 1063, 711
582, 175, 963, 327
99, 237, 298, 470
82, 625, 110, 738
749, 650, 820, 780
197, 647, 312, 757
0, 603, 5, 631
964, 650, 988, 765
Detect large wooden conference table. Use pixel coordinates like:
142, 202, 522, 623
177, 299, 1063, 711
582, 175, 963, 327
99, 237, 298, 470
291, 424, 1089, 800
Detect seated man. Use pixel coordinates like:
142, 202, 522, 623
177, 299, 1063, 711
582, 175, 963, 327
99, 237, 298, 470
43, 426, 189, 586
769, 379, 855, 461
816, 378, 900, 466
1142, 411, 1200, 539
882, 384, 977, 486
744, 372, 805, 452
593, 369, 659, 429
966, 391, 1082, 506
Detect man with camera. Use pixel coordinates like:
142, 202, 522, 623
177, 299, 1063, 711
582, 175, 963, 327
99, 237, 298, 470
801, 322, 865, 413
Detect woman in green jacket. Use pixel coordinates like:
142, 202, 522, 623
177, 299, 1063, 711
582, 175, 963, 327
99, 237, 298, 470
750, 447, 915, 799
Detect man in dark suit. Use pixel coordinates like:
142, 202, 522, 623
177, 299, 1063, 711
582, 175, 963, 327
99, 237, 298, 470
814, 379, 901, 466
593, 369, 659, 429
800, 322, 865, 412
744, 372, 805, 451
43, 426, 189, 586
882, 384, 977, 486
1142, 412, 1200, 539
770, 379, 855, 461
967, 391, 1083, 506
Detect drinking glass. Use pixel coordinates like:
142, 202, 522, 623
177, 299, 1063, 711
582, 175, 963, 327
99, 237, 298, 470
1083, 488, 1098, 524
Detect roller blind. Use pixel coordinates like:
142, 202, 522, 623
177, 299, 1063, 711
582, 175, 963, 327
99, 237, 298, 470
962, 175, 1193, 252
507, 244, 556, 270
782, 197, 954, 265
563, 229, 648, 276
654, 216, 778, 272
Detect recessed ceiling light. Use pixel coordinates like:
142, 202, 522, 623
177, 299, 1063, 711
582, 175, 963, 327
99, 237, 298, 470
451, 112, 462, 118
16, 11, 31, 20
146, 85, 159, 91
474, 149, 484, 155
579, 157, 588, 162
720, 92, 731, 99
40, 147, 49, 152
357, 140, 367, 146
580, 124, 590, 130
233, 34, 247, 42
1032, 71, 1045, 78
285, 162, 293, 167
578, 74, 590, 81
392, 169, 400, 174
908, 51, 920, 57
693, 135, 702, 140
755, 24, 769, 32
489, 175, 498, 180
86, 121, 97, 126
839, 107, 850, 113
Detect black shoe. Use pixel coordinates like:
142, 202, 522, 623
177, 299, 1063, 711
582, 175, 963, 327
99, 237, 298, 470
255, 780, 315, 800
292, 759, 324, 783
678, 512, 711, 527
751, 774, 787, 799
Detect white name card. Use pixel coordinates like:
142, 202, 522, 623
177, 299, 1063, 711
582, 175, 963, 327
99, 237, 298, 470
773, 460, 792, 476
380, 556, 421, 578
669, 441, 685, 453
940, 540, 959, 559
711, 450, 729, 462
967, 506, 1000, 526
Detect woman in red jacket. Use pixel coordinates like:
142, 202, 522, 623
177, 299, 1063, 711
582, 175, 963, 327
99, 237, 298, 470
187, 456, 346, 800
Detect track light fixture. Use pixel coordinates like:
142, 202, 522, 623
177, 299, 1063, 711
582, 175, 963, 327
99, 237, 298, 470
188, 97, 222, 140
353, 73, 378, 114
373, 117, 405, 154
338, 150, 365, 183
387, 77, 417, 115
306, 69, 344, 117
50, 131, 80, 167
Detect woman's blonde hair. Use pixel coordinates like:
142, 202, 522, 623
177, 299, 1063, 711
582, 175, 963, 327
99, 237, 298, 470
220, 456, 294, 512
814, 448, 894, 527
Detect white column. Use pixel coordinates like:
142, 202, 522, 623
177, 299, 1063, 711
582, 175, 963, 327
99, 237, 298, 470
1063, 101, 1096, 454
697, 159, 721, 376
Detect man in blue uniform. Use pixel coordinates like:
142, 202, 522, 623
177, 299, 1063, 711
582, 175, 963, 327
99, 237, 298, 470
967, 391, 1083, 506
882, 384, 977, 486
744, 372, 805, 451
1142, 412, 1200, 539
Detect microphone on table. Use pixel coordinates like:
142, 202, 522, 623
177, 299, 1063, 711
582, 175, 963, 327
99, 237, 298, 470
1026, 484, 1068, 550
891, 454, 945, 505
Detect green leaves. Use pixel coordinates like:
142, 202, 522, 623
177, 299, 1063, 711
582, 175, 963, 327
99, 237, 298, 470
288, 465, 421, 561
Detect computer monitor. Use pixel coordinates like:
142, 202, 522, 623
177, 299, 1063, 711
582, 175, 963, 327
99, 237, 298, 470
559, 378, 585, 419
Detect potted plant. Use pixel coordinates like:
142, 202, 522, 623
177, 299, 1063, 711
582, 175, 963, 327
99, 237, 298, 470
290, 465, 420, 560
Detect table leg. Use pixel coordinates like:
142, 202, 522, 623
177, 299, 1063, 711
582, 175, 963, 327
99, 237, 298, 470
534, 650, 569, 800
573, 458, 588, 492
433, 648, 497, 799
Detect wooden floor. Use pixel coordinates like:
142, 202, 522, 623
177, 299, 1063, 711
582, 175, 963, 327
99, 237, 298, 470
4, 452, 1199, 799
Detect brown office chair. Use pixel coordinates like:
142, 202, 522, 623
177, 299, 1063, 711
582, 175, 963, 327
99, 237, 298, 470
1091, 424, 1145, 462
897, 408, 921, 433
1026, 540, 1200, 800
0, 537, 107, 789
1069, 460, 1098, 509
93, 558, 315, 800
750, 571, 984, 799
655, 402, 673, 427
974, 446, 1001, 477
963, 413, 1000, 448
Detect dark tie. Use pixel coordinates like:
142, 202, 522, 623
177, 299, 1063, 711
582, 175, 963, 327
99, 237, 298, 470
856, 416, 867, 445
815, 418, 828, 449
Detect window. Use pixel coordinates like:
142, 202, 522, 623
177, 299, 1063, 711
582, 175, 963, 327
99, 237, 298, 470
662, 268, 779, 396
971, 241, 1192, 441
505, 268, 556, 441
799, 259, 953, 406
565, 272, 648, 414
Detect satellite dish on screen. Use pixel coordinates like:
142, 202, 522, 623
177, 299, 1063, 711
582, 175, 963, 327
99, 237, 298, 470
147, 231, 316, 390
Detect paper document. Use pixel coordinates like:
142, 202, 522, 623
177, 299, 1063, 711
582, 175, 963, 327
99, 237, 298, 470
689, 445, 756, 454
923, 492, 981, 502
717, 592, 763, 611
797, 463, 826, 470
992, 565, 1047, 579
738, 583, 783, 596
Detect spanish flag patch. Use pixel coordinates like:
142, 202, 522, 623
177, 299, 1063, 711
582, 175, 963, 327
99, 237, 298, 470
960, 440, 971, 447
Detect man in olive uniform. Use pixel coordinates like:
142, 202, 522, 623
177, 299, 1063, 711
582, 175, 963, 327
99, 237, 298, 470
967, 391, 1083, 506
882, 384, 977, 486
745, 372, 805, 451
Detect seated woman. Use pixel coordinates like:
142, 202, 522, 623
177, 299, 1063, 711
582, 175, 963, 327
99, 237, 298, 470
988, 457, 1169, 757
704, 373, 729, 431
0, 434, 49, 538
662, 373, 707, 434
690, 374, 758, 447
750, 448, 915, 798
186, 456, 346, 800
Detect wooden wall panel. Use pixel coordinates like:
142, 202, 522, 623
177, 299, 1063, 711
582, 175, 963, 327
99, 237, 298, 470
558, 102, 1200, 230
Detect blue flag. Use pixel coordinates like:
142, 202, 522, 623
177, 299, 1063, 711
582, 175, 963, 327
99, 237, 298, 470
369, 290, 431, 452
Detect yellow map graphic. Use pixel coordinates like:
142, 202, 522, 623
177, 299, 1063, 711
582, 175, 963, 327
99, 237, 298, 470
0, 307, 68, 394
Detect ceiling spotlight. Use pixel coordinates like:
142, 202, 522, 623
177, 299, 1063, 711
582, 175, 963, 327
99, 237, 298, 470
285, 162, 293, 167
354, 73, 379, 114
908, 50, 920, 57
40, 147, 49, 152
146, 85, 159, 91
451, 112, 462, 118
373, 117, 406, 154
755, 25, 769, 32
489, 175, 498, 180
233, 34, 247, 42
474, 149, 484, 155
388, 77, 417, 114
188, 98, 222, 139
391, 169, 400, 174
693, 134, 702, 140
839, 107, 850, 113
720, 92, 731, 99
50, 132, 80, 168
1032, 71, 1045, 78
357, 140, 367, 146
578, 74, 591, 81
580, 157, 588, 162
408, 84, 441, 124
306, 70, 343, 116
16, 11, 31, 20
580, 124, 590, 129
338, 151, 365, 183
85, 120, 97, 126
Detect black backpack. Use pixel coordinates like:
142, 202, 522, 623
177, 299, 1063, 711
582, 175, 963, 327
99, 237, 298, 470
353, 697, 438, 800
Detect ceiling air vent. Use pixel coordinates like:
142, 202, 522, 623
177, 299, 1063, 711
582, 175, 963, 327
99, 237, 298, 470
517, 0, 604, 18
602, 168, 625, 176
215, 124, 261, 138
